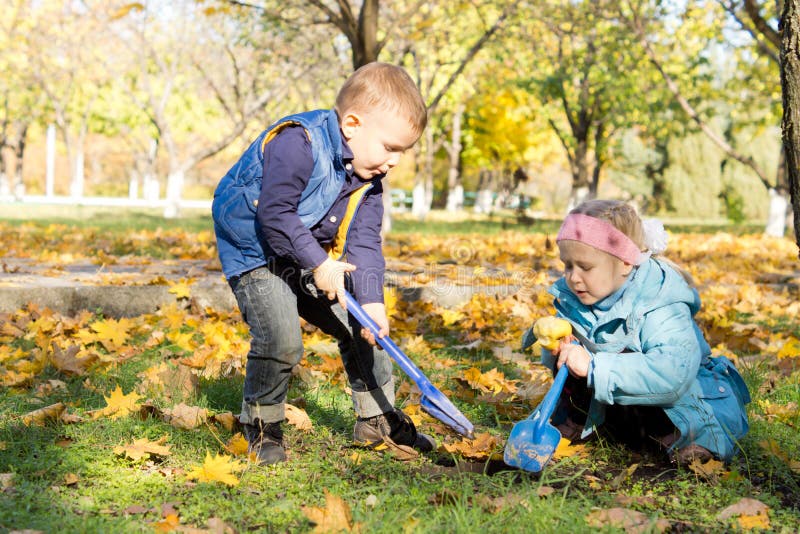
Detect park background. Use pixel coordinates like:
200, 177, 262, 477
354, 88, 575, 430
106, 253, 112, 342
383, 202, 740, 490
2, 1, 800, 533
0, 0, 793, 235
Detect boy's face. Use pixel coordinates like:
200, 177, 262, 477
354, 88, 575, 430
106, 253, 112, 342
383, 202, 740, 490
340, 109, 419, 180
558, 240, 633, 306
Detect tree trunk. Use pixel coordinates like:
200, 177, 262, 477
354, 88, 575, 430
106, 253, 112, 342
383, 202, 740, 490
12, 123, 28, 200
780, 0, 800, 253
445, 104, 464, 212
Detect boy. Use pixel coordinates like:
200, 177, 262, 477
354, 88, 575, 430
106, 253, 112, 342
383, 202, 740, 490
212, 62, 434, 464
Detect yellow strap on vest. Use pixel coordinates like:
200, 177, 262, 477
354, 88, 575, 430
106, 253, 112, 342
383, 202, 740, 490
261, 121, 310, 152
325, 183, 372, 261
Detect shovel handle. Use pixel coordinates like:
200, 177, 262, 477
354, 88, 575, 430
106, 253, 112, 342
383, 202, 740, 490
343, 291, 426, 383
532, 362, 569, 430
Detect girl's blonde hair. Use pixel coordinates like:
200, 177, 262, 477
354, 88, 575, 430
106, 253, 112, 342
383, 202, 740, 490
569, 199, 694, 286
335, 62, 427, 136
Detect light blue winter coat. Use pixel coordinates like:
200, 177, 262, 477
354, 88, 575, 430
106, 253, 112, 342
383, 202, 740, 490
529, 258, 750, 461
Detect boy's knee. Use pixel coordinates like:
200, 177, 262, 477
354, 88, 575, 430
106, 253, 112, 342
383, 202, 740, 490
249, 339, 304, 365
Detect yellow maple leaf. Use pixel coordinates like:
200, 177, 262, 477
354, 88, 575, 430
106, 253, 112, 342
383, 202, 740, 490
168, 278, 195, 299
463, 367, 517, 395
224, 433, 250, 456
552, 437, 589, 460
441, 432, 498, 460
777, 337, 800, 359
113, 436, 172, 461
166, 330, 196, 353
186, 452, 244, 486
94, 385, 142, 420
90, 318, 132, 349
440, 309, 465, 327
737, 513, 771, 530
302, 490, 358, 533
688, 457, 726, 478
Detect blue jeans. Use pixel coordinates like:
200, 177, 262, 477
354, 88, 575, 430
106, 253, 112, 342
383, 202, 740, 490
229, 261, 395, 425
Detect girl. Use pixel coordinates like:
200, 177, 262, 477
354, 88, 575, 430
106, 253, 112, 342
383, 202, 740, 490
532, 200, 750, 463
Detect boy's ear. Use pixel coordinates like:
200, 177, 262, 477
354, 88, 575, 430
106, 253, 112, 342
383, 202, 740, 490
340, 112, 361, 139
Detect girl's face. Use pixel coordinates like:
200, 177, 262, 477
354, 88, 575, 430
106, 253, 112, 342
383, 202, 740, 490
558, 240, 633, 305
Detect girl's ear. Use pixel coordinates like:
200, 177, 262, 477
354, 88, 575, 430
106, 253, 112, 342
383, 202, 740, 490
340, 112, 361, 140
621, 262, 634, 277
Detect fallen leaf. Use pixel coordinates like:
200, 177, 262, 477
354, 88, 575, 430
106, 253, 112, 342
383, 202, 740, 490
224, 433, 249, 457
585, 507, 670, 533
688, 458, 726, 478
717, 498, 771, 530
64, 473, 80, 486
441, 432, 498, 461
285, 403, 313, 431
552, 437, 589, 460
186, 452, 244, 487
1, 473, 14, 490
49, 343, 95, 375
162, 403, 209, 429
302, 490, 359, 533
114, 436, 172, 461
213, 412, 237, 431
22, 402, 66, 426
93, 386, 142, 420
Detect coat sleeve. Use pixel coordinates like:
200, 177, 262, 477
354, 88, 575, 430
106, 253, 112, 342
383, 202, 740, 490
590, 302, 703, 406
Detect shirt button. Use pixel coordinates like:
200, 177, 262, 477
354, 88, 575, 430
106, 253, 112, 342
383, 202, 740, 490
345, 163, 352, 171
330, 216, 337, 223
718, 386, 725, 393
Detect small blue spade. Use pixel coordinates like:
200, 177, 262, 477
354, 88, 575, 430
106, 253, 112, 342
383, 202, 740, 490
504, 364, 569, 472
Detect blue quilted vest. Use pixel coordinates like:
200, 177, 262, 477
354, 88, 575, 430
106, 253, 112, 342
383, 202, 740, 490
212, 109, 347, 279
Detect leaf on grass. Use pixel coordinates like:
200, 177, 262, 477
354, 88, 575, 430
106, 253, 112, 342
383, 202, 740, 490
114, 436, 172, 461
585, 507, 670, 533
224, 433, 250, 457
186, 452, 244, 487
284, 403, 313, 431
552, 437, 589, 460
379, 436, 419, 461
776, 336, 800, 359
90, 318, 133, 350
153, 512, 180, 532
302, 490, 360, 533
22, 402, 66, 426
138, 362, 199, 401
1, 473, 15, 491
441, 432, 498, 460
162, 403, 209, 429
64, 473, 80, 486
92, 386, 142, 420
462, 367, 518, 395
688, 458, 726, 478
50, 342, 95, 375
758, 439, 800, 473
717, 498, 771, 530
213, 412, 237, 431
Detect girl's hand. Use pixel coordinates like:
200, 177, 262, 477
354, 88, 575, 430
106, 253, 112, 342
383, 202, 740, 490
360, 302, 389, 345
555, 339, 592, 378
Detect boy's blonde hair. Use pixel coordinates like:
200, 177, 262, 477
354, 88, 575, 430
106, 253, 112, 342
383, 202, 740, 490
569, 199, 694, 286
335, 62, 427, 136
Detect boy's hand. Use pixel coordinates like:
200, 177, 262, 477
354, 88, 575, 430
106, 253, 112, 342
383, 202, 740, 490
553, 337, 591, 378
360, 302, 389, 345
313, 258, 356, 308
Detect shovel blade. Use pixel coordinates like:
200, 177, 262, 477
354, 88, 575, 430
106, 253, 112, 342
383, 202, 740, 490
503, 421, 562, 472
421, 395, 474, 438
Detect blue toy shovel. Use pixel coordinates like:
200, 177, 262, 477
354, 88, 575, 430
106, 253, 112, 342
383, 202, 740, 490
503, 364, 569, 472
343, 290, 475, 438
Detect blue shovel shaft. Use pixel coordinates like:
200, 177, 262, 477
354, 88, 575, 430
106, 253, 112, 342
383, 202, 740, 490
530, 364, 569, 431
343, 290, 474, 438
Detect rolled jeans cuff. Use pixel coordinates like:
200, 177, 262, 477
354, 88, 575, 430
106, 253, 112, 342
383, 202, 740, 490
351, 378, 395, 418
239, 401, 285, 425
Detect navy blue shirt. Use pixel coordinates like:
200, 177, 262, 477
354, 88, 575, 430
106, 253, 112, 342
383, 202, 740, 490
256, 126, 386, 303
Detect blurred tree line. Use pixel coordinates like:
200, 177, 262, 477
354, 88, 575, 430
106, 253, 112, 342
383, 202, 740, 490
0, 0, 790, 234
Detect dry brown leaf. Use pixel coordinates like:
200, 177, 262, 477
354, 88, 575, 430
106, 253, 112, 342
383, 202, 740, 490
162, 403, 209, 430
64, 473, 80, 486
213, 412, 237, 431
1, 473, 15, 490
285, 403, 313, 431
585, 507, 670, 533
22, 402, 66, 426
49, 342, 95, 375
302, 490, 360, 533
379, 436, 419, 461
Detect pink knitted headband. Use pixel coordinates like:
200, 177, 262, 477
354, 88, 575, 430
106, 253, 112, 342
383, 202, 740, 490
556, 213, 644, 265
